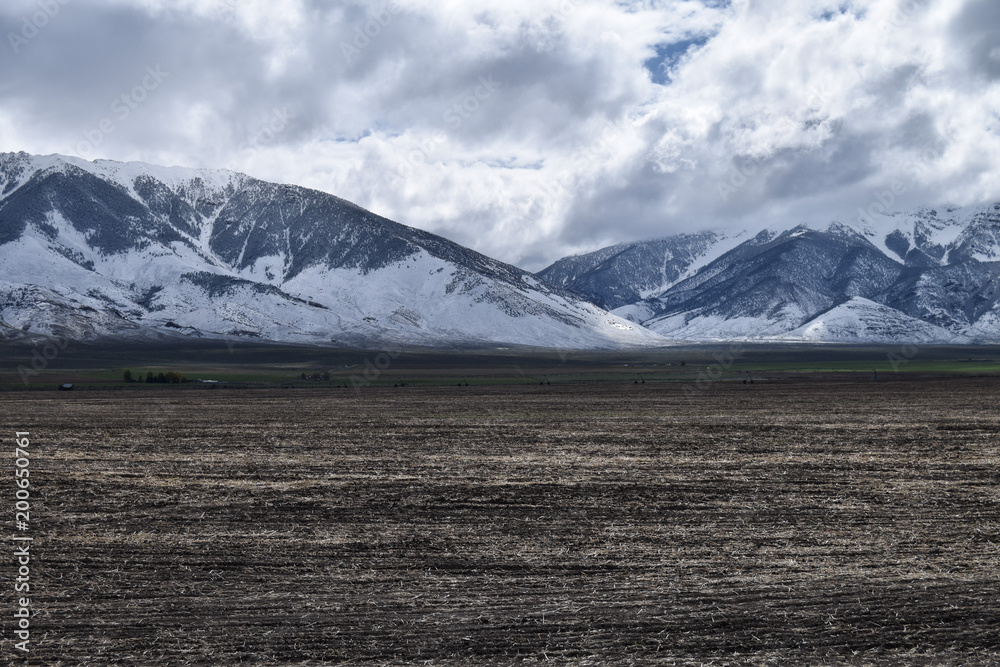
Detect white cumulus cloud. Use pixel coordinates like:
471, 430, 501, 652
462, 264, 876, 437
0, 0, 996, 270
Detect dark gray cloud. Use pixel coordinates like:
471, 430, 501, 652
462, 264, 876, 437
950, 0, 1000, 80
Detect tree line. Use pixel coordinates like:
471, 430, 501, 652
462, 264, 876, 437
123, 370, 189, 384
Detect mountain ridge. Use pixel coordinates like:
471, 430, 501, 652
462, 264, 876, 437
0, 152, 659, 349
7, 150, 1000, 347
539, 206, 1000, 344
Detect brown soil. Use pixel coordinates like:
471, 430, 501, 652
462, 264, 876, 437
5, 378, 1000, 665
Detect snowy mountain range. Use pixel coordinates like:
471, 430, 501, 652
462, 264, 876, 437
0, 152, 656, 349
538, 206, 1000, 344
4, 151, 998, 348
536, 231, 751, 311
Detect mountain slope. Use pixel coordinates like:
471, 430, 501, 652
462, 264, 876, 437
638, 226, 908, 340
782, 297, 971, 344
549, 207, 1000, 344
0, 152, 661, 349
535, 231, 748, 310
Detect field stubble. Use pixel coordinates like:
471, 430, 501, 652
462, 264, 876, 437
4, 378, 1000, 665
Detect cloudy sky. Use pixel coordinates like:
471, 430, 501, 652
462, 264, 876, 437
1, 0, 998, 270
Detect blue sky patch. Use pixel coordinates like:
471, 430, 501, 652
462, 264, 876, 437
818, 5, 865, 22
644, 36, 712, 85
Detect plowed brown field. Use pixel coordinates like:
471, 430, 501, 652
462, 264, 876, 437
5, 378, 1000, 665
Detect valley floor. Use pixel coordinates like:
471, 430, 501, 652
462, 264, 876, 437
4, 379, 1000, 664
